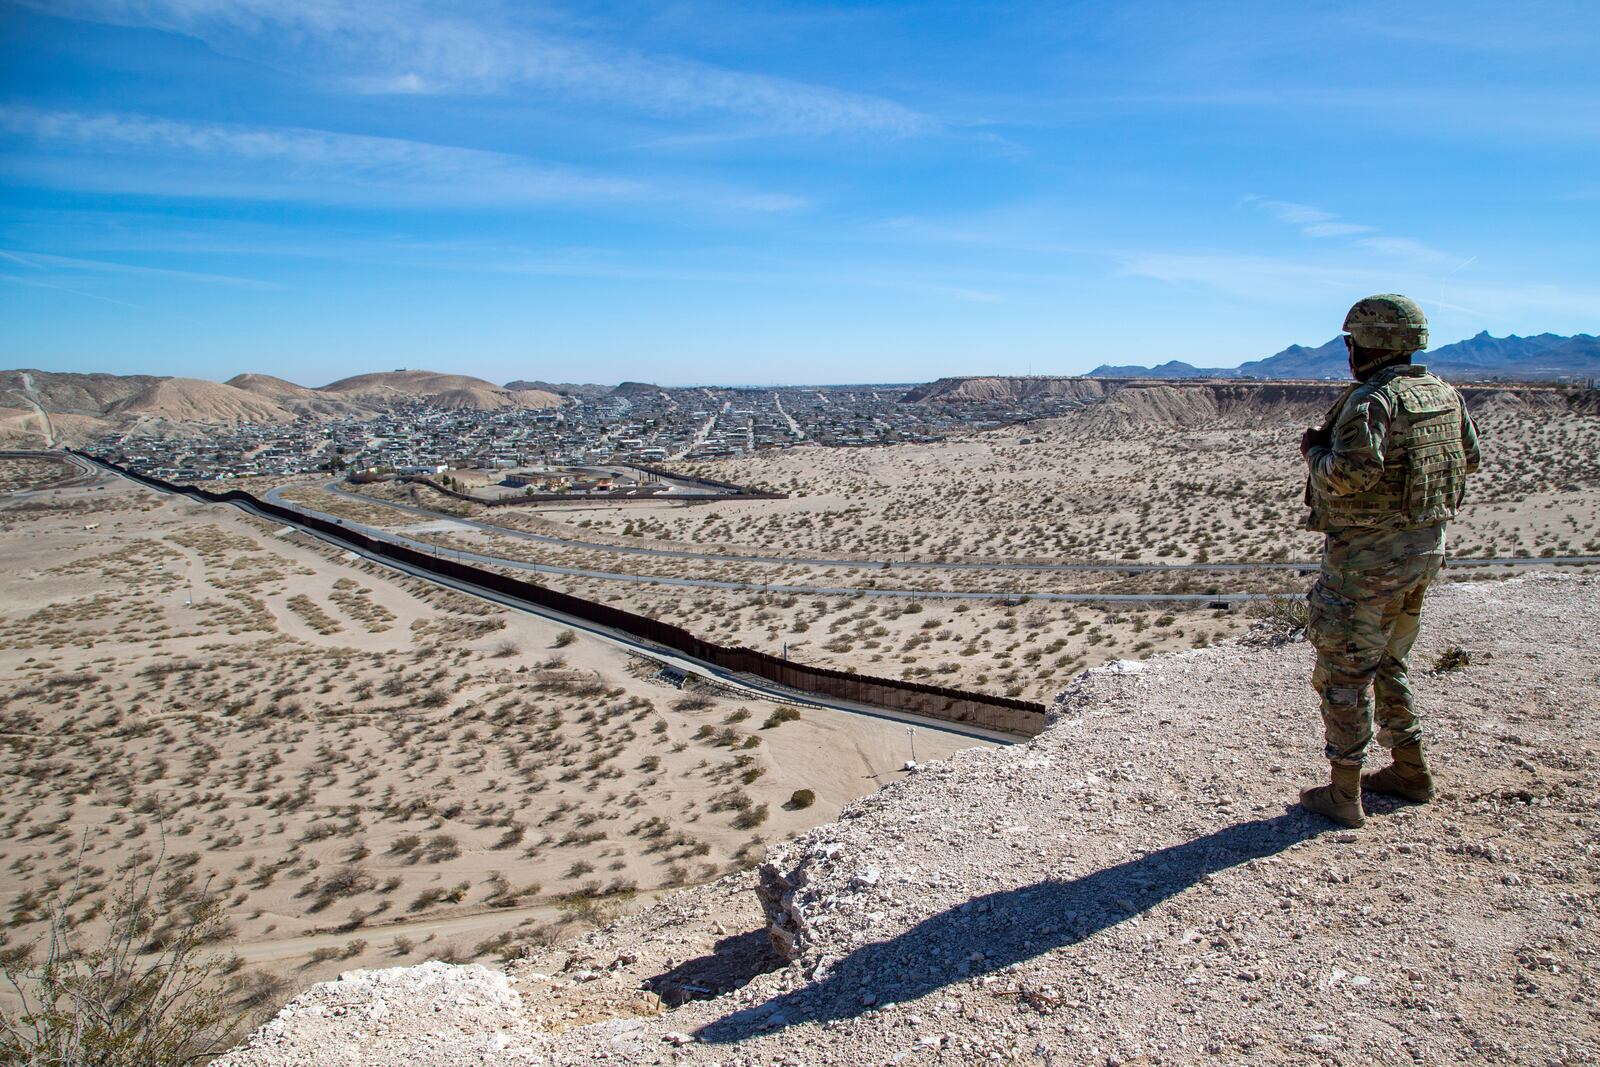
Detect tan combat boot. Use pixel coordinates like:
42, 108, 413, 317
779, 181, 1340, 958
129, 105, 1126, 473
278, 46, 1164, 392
1362, 742, 1436, 803
1300, 763, 1365, 828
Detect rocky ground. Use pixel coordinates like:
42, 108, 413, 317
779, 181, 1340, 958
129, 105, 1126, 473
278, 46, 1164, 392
216, 572, 1600, 1066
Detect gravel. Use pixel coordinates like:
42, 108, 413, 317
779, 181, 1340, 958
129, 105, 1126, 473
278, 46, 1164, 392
217, 574, 1600, 1067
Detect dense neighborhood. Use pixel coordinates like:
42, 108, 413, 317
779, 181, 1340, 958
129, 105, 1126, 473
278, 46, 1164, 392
86, 383, 1091, 482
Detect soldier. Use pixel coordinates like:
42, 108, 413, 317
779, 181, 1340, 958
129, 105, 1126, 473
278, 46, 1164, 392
1298, 294, 1480, 828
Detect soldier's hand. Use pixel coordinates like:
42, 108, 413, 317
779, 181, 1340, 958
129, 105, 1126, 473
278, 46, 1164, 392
1300, 426, 1329, 457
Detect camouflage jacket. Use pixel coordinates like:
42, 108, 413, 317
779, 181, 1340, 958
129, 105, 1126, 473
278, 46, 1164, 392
1304, 364, 1481, 533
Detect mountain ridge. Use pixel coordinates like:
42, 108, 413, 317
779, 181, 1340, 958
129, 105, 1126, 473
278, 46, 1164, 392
1091, 331, 1600, 381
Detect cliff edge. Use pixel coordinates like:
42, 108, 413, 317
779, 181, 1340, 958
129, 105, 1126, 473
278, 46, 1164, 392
218, 574, 1600, 1066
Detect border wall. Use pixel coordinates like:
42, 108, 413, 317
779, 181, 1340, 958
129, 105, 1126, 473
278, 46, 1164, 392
76, 452, 1044, 738
400, 472, 786, 507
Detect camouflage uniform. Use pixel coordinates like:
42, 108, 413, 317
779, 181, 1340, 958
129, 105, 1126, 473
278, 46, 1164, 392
1303, 364, 1480, 767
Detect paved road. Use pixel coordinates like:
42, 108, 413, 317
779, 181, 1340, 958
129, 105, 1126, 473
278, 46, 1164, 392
82, 454, 1027, 744
301, 478, 1600, 577
0, 448, 108, 498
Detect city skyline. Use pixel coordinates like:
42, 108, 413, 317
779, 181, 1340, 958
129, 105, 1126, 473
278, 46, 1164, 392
3, 0, 1598, 385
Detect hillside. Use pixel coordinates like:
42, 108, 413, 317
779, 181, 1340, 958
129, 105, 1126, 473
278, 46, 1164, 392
226, 373, 323, 399
108, 377, 295, 423
216, 573, 1600, 1066
900, 376, 1107, 403
320, 371, 561, 410
0, 367, 565, 442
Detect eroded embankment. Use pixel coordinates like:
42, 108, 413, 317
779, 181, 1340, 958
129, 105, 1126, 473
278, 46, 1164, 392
218, 574, 1600, 1067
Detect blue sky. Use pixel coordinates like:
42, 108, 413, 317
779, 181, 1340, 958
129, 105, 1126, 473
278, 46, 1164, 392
2, 1, 1597, 386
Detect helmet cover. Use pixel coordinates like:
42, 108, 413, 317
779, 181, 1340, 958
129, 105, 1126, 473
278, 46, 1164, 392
1343, 293, 1428, 353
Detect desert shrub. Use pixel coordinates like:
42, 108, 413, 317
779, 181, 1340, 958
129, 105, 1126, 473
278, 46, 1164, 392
1432, 645, 1471, 673
732, 804, 769, 830
552, 629, 577, 649
786, 789, 816, 810
1247, 592, 1309, 643
0, 855, 239, 1066
761, 705, 801, 729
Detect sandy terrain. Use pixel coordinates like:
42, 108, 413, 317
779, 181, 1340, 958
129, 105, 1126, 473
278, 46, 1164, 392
216, 572, 1600, 1066
290, 390, 1600, 703
0, 464, 977, 1038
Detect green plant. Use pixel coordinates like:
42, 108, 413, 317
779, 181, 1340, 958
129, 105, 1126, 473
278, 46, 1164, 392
1, 849, 240, 1067
1432, 645, 1471, 673
761, 706, 801, 729
786, 789, 816, 810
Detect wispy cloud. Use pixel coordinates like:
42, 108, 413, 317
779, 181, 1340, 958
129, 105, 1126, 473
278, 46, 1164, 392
1246, 195, 1467, 270
0, 248, 281, 289
1249, 197, 1377, 238
1353, 235, 1462, 268
32, 0, 934, 137
0, 106, 647, 206
1117, 249, 1600, 329
0, 107, 805, 211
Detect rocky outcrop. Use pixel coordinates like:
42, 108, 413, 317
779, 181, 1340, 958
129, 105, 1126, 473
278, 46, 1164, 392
217, 575, 1600, 1066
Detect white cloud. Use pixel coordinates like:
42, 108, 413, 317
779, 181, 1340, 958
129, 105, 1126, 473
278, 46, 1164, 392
30, 0, 933, 136
0, 107, 802, 211
1354, 235, 1461, 268
1251, 198, 1376, 239
1116, 249, 1600, 330
1259, 199, 1336, 226
0, 106, 645, 203
1301, 222, 1377, 238
0, 248, 281, 289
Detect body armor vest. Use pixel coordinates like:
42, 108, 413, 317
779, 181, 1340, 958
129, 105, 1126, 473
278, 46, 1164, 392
1306, 365, 1470, 532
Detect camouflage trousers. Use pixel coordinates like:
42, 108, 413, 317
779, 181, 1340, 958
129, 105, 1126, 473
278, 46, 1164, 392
1306, 530, 1443, 766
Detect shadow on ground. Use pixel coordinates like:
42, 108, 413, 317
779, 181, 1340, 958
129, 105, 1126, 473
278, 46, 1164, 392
646, 929, 783, 1007
697, 811, 1325, 1042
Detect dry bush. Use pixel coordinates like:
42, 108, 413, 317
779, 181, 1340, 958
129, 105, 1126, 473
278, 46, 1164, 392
0, 849, 239, 1067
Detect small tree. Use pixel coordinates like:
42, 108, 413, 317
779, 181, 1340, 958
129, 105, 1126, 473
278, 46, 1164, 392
1, 845, 240, 1067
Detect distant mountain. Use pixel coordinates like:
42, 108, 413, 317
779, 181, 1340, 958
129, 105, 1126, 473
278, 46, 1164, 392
900, 377, 1107, 403
1089, 332, 1600, 381
1236, 337, 1348, 379
1084, 360, 1210, 379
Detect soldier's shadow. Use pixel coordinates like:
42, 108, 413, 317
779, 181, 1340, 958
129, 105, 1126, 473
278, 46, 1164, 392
696, 811, 1325, 1043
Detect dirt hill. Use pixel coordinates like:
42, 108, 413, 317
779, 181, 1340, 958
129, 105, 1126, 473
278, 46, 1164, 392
0, 368, 162, 414
319, 371, 561, 410
226, 373, 323, 399
108, 377, 295, 423
216, 573, 1600, 1067
0, 367, 565, 441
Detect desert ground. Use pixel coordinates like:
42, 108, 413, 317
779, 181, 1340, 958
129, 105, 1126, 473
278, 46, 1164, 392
294, 388, 1600, 702
4, 383, 1597, 1053
0, 461, 974, 1037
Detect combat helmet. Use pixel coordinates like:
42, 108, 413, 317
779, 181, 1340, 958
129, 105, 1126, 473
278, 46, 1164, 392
1343, 294, 1428, 354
